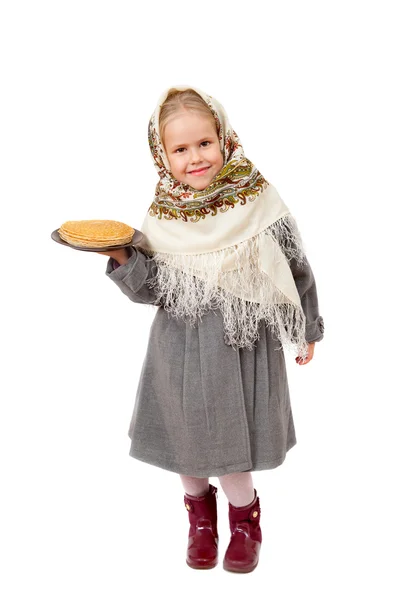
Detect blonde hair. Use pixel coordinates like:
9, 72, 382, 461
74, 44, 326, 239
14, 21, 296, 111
159, 88, 217, 145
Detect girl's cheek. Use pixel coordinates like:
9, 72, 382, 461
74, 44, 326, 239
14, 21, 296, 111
171, 155, 182, 169
176, 157, 185, 171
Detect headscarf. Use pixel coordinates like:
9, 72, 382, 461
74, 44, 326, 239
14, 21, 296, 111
136, 86, 309, 358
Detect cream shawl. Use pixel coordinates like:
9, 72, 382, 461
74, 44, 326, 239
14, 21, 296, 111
136, 86, 309, 358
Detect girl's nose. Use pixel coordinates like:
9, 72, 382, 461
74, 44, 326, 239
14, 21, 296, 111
189, 147, 201, 163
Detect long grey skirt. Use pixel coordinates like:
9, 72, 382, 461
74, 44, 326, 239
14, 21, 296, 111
106, 248, 323, 477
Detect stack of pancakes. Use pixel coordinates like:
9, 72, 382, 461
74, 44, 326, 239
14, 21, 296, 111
58, 220, 134, 248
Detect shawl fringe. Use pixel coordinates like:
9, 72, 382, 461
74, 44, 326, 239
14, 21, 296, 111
142, 214, 309, 359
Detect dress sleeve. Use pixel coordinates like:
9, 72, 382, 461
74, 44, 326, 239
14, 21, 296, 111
289, 255, 325, 343
105, 246, 159, 305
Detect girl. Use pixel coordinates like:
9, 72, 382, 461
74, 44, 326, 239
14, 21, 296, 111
98, 86, 324, 573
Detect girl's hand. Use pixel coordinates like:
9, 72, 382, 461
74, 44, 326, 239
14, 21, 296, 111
95, 248, 130, 264
295, 342, 315, 365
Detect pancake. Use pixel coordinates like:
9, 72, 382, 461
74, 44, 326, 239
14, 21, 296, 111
58, 220, 134, 248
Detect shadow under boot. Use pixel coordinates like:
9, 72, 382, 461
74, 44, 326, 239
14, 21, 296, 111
184, 484, 219, 569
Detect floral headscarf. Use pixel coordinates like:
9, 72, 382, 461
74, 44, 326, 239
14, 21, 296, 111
147, 88, 266, 223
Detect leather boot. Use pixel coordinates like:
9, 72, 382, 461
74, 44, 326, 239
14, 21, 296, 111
223, 490, 262, 573
184, 484, 219, 569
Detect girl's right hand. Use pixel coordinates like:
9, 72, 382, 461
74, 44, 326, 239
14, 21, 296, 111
96, 247, 130, 265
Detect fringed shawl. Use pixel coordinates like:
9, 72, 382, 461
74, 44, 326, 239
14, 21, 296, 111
136, 86, 308, 358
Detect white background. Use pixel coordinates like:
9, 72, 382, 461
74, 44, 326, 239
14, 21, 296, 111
1, 0, 399, 598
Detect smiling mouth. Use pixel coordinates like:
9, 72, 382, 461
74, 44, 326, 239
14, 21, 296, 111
188, 167, 210, 175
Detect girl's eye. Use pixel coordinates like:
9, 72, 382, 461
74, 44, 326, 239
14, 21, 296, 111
175, 141, 210, 153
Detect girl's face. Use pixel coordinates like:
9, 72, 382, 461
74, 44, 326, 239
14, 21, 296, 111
163, 111, 224, 190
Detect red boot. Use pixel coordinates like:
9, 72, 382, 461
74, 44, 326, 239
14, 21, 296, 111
223, 490, 262, 573
184, 484, 219, 569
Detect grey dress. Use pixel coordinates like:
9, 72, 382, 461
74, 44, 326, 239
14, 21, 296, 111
105, 247, 324, 477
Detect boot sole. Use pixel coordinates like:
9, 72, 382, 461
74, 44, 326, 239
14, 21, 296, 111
223, 560, 258, 573
186, 559, 218, 570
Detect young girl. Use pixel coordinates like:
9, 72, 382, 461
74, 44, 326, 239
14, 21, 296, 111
98, 86, 324, 573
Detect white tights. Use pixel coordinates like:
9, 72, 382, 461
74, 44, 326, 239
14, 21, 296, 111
180, 472, 255, 508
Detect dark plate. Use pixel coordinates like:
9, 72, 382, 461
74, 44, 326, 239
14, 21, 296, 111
51, 228, 143, 252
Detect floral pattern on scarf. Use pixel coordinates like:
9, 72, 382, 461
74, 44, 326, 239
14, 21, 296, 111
147, 91, 268, 222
